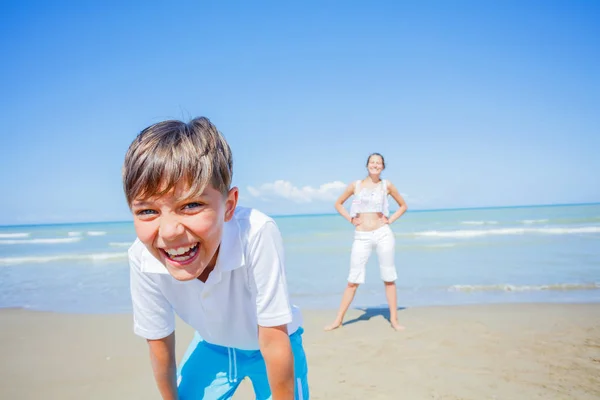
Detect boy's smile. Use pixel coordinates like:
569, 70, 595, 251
162, 243, 199, 264
162, 243, 198, 261
131, 182, 238, 281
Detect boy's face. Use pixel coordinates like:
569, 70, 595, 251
131, 182, 238, 281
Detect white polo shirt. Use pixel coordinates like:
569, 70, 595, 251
129, 207, 302, 350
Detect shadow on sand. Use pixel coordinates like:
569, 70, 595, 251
342, 306, 406, 327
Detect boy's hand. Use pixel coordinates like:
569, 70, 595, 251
258, 325, 294, 400
147, 333, 179, 400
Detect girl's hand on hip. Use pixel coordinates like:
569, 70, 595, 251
351, 217, 361, 226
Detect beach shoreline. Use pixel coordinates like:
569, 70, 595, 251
1, 303, 599, 399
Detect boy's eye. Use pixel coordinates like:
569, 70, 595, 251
136, 209, 157, 216
183, 202, 204, 210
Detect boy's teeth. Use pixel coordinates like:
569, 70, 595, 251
166, 244, 195, 256
168, 246, 198, 262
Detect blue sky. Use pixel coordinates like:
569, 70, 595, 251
1, 0, 599, 225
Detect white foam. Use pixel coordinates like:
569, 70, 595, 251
0, 233, 30, 238
541, 227, 600, 234
109, 242, 133, 247
87, 231, 107, 236
414, 226, 600, 238
425, 243, 457, 248
460, 221, 498, 225
0, 237, 82, 245
520, 219, 549, 224
68, 231, 82, 237
448, 283, 600, 292
0, 252, 128, 265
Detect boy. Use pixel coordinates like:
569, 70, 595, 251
123, 117, 309, 400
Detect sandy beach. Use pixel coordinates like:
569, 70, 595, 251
1, 303, 598, 399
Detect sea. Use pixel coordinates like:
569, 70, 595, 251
1, 203, 599, 314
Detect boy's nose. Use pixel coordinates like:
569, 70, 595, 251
159, 215, 185, 239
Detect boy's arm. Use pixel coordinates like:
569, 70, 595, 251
258, 324, 294, 400
248, 221, 296, 399
147, 332, 179, 400
129, 242, 178, 399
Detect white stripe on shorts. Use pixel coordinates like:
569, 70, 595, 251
297, 377, 304, 400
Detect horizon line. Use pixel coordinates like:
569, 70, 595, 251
1, 201, 599, 228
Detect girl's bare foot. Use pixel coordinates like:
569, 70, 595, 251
324, 320, 343, 331
391, 321, 405, 331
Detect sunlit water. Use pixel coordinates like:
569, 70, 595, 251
1, 204, 599, 313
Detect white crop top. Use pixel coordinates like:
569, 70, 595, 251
349, 179, 390, 217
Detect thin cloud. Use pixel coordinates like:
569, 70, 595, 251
247, 180, 347, 203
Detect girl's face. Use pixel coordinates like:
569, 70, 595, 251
367, 155, 384, 175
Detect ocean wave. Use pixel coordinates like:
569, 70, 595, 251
87, 231, 107, 236
0, 237, 82, 245
0, 233, 30, 238
396, 243, 459, 251
0, 252, 128, 265
109, 242, 133, 247
68, 231, 82, 237
460, 221, 498, 225
448, 283, 600, 292
520, 219, 549, 224
426, 243, 457, 248
413, 226, 600, 238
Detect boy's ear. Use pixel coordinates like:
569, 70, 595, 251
224, 187, 239, 222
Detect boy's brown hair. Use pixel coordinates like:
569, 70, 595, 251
123, 117, 233, 205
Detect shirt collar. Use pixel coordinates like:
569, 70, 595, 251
215, 215, 245, 273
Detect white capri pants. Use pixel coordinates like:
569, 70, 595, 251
348, 224, 397, 284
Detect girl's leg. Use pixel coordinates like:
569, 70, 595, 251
384, 281, 403, 331
376, 226, 404, 331
325, 234, 371, 331
324, 282, 360, 331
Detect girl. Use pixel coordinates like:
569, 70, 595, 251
325, 153, 408, 331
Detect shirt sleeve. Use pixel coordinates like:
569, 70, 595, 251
247, 221, 293, 327
129, 244, 175, 340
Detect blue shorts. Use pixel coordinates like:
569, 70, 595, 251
177, 328, 309, 400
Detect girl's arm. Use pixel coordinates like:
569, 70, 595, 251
386, 180, 408, 224
258, 324, 294, 400
335, 182, 357, 223
147, 333, 179, 400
